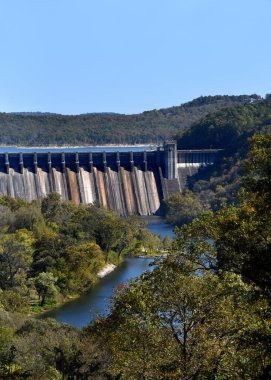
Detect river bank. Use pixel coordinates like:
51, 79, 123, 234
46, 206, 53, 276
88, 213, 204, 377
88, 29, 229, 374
97, 263, 117, 278
33, 262, 118, 317
38, 217, 173, 326
40, 257, 155, 327
34, 256, 151, 318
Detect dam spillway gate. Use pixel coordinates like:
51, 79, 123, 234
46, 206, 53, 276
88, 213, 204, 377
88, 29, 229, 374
0, 143, 222, 216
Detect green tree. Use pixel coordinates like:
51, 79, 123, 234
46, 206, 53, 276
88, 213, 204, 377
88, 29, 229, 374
135, 228, 162, 256
41, 192, 62, 221
89, 206, 124, 261
66, 242, 104, 292
9, 204, 45, 233
0, 326, 15, 379
34, 272, 58, 306
113, 216, 142, 260
104, 263, 270, 379
0, 195, 28, 211
165, 190, 206, 227
244, 134, 271, 209
0, 289, 29, 313
172, 135, 271, 293
41, 193, 78, 230
13, 319, 83, 379
0, 229, 35, 289
0, 205, 13, 231
162, 235, 171, 252
32, 230, 67, 275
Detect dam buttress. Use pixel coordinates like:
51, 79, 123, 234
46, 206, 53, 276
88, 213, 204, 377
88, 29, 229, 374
0, 143, 221, 216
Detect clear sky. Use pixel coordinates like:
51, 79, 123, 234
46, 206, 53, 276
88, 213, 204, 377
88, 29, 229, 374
0, 0, 270, 114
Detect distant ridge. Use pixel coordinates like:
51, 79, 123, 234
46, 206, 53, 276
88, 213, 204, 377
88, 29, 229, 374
10, 112, 120, 117
0, 95, 263, 146
78, 112, 120, 117
10, 112, 62, 116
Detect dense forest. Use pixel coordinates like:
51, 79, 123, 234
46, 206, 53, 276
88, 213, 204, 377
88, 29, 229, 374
0, 95, 261, 145
164, 99, 271, 225
176, 99, 271, 150
0, 194, 166, 315
0, 95, 271, 378
0, 134, 270, 379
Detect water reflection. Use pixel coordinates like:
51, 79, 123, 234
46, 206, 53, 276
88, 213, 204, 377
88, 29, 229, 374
42, 258, 153, 328
41, 217, 173, 328
139, 216, 174, 240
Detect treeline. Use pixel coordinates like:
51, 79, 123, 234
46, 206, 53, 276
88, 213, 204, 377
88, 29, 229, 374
0, 194, 165, 315
0, 95, 259, 146
164, 99, 271, 226
176, 99, 271, 150
0, 135, 270, 379
101, 135, 271, 379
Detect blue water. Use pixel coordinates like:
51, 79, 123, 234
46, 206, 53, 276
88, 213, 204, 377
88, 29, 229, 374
0, 146, 154, 153
42, 258, 153, 327
41, 218, 172, 328
140, 216, 174, 240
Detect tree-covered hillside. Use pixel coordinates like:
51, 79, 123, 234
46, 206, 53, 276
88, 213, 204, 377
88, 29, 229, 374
176, 99, 271, 150
1, 135, 271, 379
0, 95, 260, 146
0, 96, 271, 379
164, 100, 271, 225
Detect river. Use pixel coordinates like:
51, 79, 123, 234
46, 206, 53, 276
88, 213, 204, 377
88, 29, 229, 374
42, 217, 173, 328
139, 216, 174, 240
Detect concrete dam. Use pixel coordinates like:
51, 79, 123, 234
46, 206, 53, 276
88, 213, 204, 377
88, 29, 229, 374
0, 143, 221, 216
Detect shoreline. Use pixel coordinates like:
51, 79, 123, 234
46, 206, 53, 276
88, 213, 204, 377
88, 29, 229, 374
0, 143, 155, 149
34, 263, 117, 319
97, 263, 117, 278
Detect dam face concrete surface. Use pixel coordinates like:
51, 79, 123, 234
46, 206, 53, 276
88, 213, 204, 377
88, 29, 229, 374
0, 144, 221, 216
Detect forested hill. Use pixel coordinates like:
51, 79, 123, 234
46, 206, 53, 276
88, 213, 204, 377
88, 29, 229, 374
168, 99, 271, 218
0, 94, 260, 146
176, 99, 271, 150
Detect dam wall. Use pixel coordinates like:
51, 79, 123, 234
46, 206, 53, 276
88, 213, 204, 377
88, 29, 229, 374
177, 149, 222, 189
0, 144, 222, 215
0, 150, 164, 216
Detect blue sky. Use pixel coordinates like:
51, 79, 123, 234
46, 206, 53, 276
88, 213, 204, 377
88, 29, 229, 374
0, 0, 270, 114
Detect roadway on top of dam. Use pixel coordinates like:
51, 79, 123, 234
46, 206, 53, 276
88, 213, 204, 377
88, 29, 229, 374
0, 145, 155, 153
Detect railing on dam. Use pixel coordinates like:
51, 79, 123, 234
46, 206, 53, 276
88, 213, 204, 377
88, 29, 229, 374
0, 144, 222, 216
